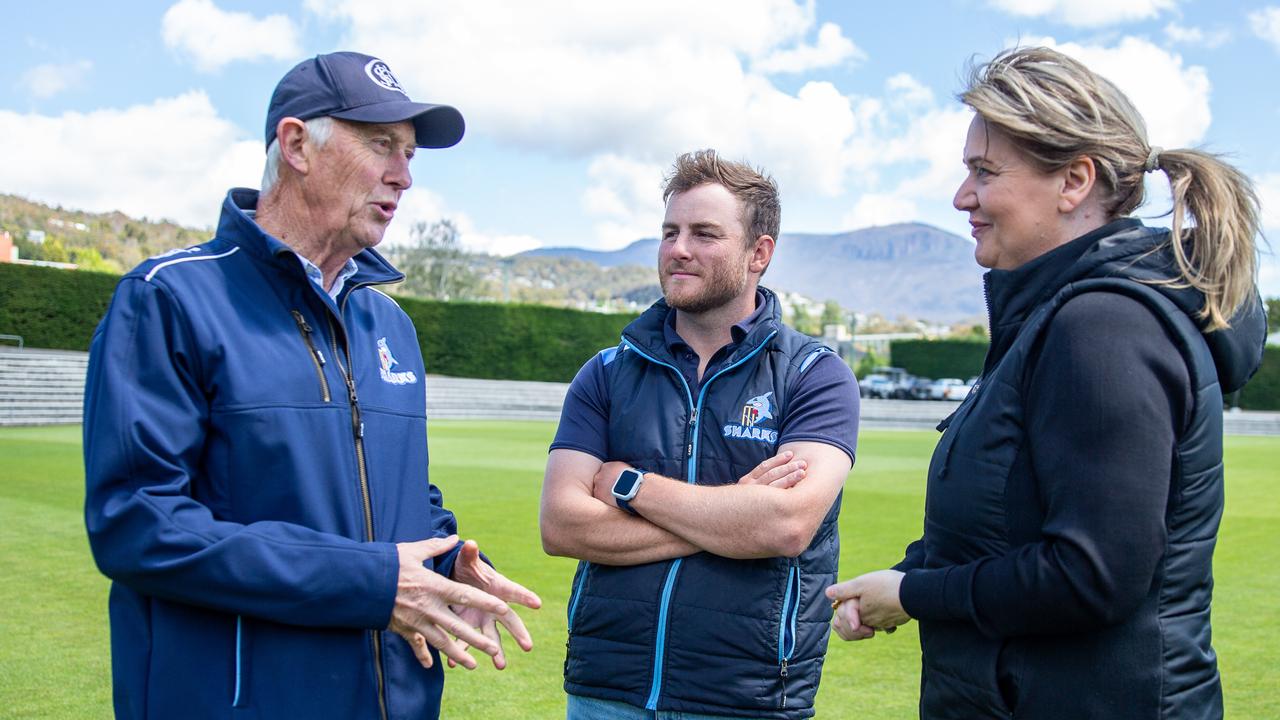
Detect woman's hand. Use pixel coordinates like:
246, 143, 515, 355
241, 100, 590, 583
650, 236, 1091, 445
826, 569, 910, 637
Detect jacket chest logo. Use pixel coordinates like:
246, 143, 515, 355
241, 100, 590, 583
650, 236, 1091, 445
376, 337, 418, 385
723, 391, 778, 443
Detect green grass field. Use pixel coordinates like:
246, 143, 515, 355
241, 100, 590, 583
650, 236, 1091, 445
1, 423, 1277, 718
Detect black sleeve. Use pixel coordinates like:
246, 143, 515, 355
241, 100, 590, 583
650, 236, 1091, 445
900, 292, 1191, 636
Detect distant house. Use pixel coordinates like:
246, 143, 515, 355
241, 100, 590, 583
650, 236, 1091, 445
0, 231, 14, 263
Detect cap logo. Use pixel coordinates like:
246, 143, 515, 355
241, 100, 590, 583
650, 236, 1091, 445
364, 59, 407, 96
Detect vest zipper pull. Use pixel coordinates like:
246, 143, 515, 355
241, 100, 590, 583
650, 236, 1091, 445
780, 658, 789, 708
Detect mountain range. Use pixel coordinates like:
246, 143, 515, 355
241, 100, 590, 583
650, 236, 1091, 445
521, 222, 988, 322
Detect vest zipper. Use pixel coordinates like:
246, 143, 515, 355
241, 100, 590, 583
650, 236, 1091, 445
623, 331, 779, 711
777, 560, 801, 708
291, 310, 331, 402
326, 305, 386, 720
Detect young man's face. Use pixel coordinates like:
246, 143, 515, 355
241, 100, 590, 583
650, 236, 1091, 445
659, 183, 758, 314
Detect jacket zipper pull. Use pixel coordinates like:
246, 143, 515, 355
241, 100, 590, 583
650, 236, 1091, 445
780, 658, 789, 708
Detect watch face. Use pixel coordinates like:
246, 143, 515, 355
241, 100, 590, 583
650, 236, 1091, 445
613, 469, 642, 499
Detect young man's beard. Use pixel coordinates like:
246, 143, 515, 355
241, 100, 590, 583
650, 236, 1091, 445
660, 261, 749, 314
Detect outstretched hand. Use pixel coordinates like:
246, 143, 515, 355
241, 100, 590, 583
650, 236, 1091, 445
447, 539, 542, 669
388, 536, 540, 671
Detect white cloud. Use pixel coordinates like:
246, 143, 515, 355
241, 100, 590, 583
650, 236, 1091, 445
162, 0, 301, 72
0, 93, 262, 228
19, 60, 92, 99
987, 0, 1178, 27
301, 0, 898, 249
1250, 7, 1280, 53
1163, 22, 1230, 48
842, 193, 919, 230
1034, 36, 1211, 147
581, 154, 667, 249
753, 22, 864, 74
307, 2, 863, 187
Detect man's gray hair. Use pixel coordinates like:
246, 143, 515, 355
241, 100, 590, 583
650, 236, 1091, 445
260, 116, 335, 195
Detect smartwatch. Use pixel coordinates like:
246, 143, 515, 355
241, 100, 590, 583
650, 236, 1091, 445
611, 467, 647, 516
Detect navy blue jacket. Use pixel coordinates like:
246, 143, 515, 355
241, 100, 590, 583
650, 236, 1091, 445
563, 290, 843, 718
83, 189, 461, 720
897, 220, 1266, 719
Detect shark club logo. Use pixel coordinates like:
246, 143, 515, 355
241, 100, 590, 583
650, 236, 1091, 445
723, 391, 778, 443
376, 337, 418, 385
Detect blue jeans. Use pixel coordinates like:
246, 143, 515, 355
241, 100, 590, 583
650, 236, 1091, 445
566, 694, 765, 720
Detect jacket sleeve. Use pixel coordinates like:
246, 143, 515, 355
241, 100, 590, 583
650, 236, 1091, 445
83, 276, 399, 630
900, 293, 1190, 637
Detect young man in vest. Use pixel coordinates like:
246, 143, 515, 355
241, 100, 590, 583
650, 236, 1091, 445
540, 150, 860, 719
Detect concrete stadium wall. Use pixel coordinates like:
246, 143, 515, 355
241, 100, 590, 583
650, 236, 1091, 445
3, 347, 1279, 435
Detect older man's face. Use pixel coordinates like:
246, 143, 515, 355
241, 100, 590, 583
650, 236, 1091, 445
307, 119, 415, 253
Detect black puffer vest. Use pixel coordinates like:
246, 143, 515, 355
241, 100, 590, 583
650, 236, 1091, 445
915, 220, 1265, 719
563, 288, 839, 718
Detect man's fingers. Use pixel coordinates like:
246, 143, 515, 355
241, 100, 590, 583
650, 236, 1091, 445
411, 632, 434, 668
494, 605, 534, 653
767, 467, 806, 488
482, 617, 506, 670
490, 572, 543, 610
456, 539, 482, 570
401, 535, 460, 562
445, 578, 511, 617
420, 622, 478, 670
433, 609, 502, 658
739, 451, 793, 484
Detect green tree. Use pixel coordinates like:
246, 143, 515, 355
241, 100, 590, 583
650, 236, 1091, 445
820, 300, 846, 332
854, 348, 886, 378
791, 304, 821, 336
391, 219, 484, 301
42, 237, 69, 263
1267, 296, 1279, 333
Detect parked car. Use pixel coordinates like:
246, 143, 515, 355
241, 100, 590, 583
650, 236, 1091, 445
860, 373, 895, 399
929, 377, 974, 401
907, 377, 935, 400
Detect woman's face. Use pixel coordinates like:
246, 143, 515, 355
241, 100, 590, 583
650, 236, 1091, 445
953, 116, 1069, 270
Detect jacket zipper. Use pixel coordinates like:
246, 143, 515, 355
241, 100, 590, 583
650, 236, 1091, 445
291, 310, 331, 402
622, 331, 779, 711
326, 302, 386, 720
777, 560, 801, 709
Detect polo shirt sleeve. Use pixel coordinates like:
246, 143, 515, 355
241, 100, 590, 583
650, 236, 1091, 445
549, 350, 612, 461
777, 351, 860, 465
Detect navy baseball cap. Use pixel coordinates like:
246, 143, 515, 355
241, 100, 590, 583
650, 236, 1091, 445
265, 51, 465, 150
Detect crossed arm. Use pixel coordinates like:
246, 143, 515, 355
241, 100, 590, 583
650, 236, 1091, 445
539, 441, 850, 565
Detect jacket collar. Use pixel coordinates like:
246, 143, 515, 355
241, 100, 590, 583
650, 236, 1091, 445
623, 286, 783, 365
219, 188, 405, 289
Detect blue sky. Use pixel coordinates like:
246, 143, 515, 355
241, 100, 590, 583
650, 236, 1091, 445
3, 0, 1279, 294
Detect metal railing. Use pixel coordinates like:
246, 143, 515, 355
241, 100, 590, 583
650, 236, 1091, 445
0, 334, 24, 349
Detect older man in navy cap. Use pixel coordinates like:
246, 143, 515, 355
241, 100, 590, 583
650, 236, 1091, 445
83, 52, 540, 720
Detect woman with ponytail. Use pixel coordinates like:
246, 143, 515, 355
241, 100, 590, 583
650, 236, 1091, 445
827, 47, 1266, 719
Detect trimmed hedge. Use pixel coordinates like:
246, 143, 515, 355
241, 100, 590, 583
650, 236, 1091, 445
395, 297, 633, 382
889, 339, 987, 380
0, 263, 119, 350
0, 263, 631, 382
1237, 346, 1280, 411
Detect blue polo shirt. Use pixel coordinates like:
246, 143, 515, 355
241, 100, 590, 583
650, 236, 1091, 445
551, 293, 860, 464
